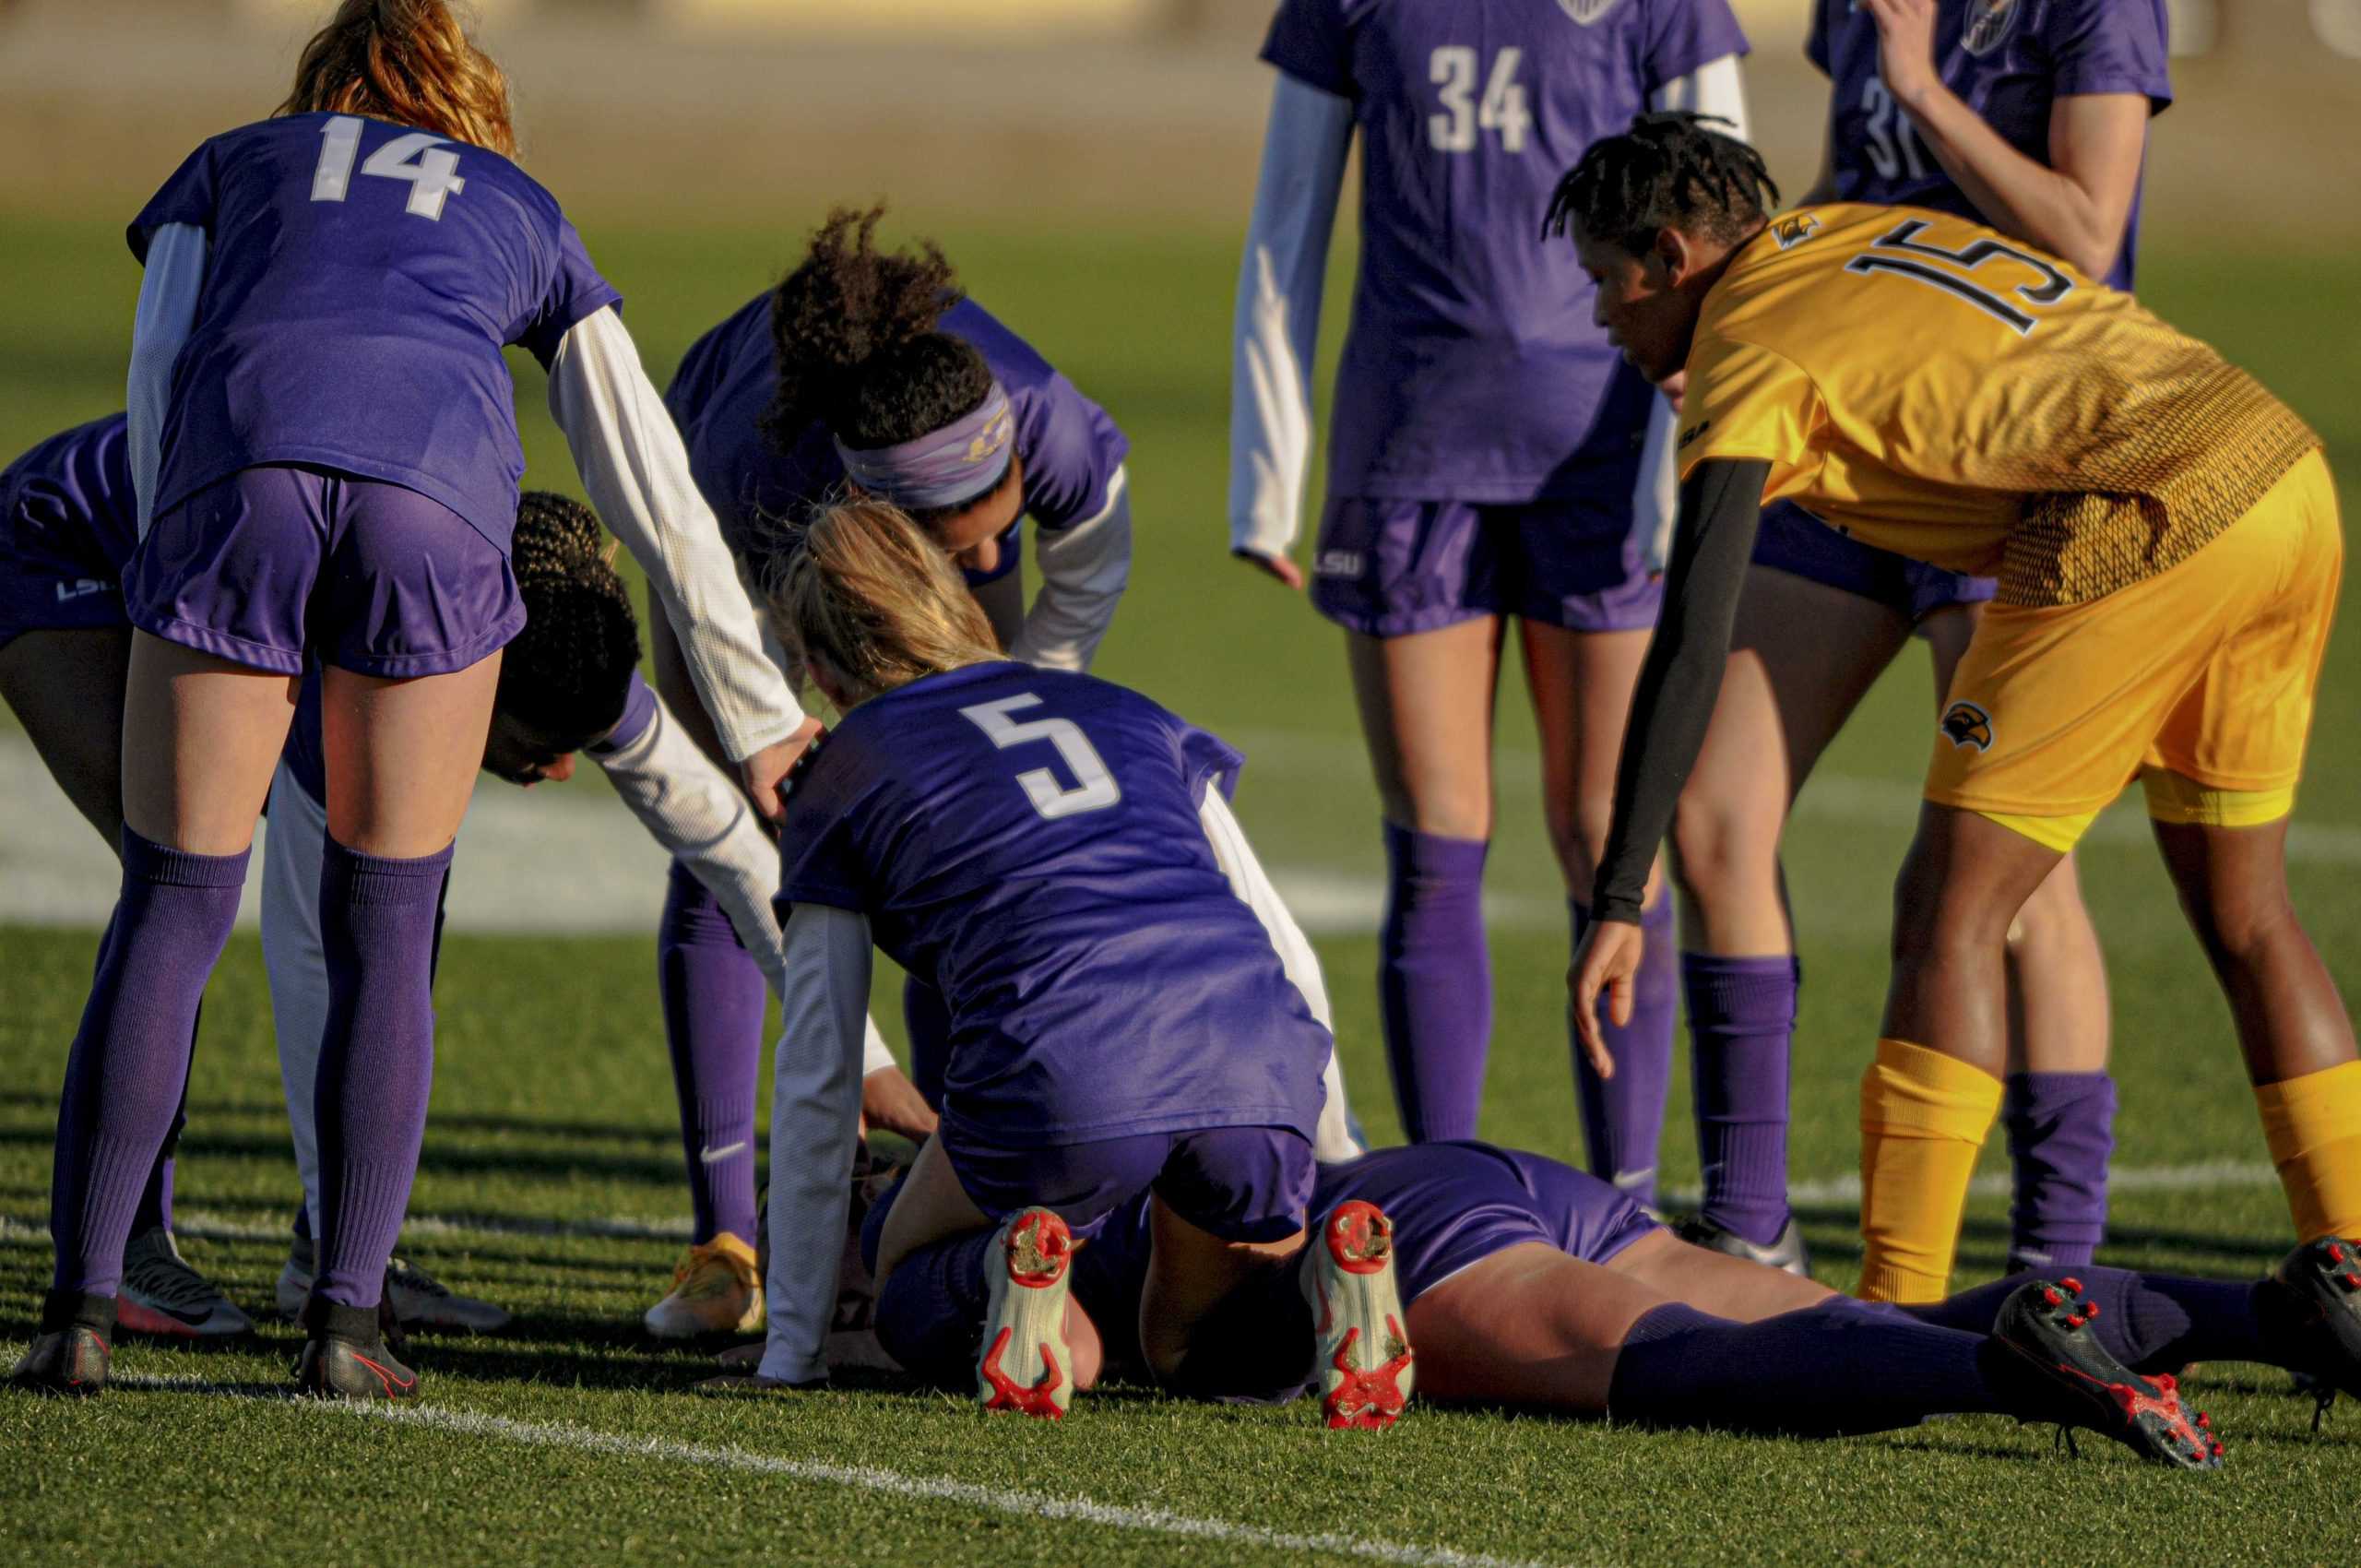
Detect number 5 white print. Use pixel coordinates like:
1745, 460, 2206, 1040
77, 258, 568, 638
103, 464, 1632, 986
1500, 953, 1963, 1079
959, 695, 1123, 821
311, 115, 467, 220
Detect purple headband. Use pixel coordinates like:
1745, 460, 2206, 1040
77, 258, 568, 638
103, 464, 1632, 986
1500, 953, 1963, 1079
833, 381, 1016, 511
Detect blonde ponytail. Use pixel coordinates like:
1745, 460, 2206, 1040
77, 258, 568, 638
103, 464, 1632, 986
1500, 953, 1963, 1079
279, 0, 516, 160
771, 499, 1002, 704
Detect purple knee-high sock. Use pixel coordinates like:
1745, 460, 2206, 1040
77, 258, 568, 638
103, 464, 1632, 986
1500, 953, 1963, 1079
1608, 1297, 2083, 1437
1902, 1264, 2270, 1374
50, 829, 246, 1298
1572, 895, 1677, 1208
1378, 824, 1492, 1143
902, 975, 953, 1111
1684, 954, 1797, 1245
872, 1231, 995, 1388
132, 1150, 174, 1236
312, 837, 452, 1311
657, 861, 765, 1244
2002, 1072, 2116, 1269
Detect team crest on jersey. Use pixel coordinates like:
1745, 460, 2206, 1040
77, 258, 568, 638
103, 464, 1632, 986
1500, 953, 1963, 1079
1940, 700, 1995, 752
1771, 214, 1821, 250
1556, 0, 1625, 26
1961, 0, 2022, 56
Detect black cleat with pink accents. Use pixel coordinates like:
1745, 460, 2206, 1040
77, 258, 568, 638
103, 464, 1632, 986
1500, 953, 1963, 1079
1994, 1276, 2223, 1469
296, 1299, 420, 1401
2261, 1236, 2361, 1423
8, 1290, 113, 1397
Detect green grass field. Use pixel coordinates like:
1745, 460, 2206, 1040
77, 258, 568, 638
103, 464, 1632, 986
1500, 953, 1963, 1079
4, 209, 2358, 1564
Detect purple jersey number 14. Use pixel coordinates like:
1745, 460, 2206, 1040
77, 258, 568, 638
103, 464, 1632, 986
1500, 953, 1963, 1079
310, 114, 467, 220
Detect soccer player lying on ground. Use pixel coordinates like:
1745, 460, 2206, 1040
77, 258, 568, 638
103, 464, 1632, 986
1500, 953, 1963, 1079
649, 205, 1136, 1336
1228, 0, 1750, 1209
1658, 0, 2173, 1274
1558, 114, 2358, 1303
258, 492, 936, 1342
856, 1135, 2361, 1467
704, 497, 1389, 1423
20, 0, 807, 1400
0, 458, 930, 1351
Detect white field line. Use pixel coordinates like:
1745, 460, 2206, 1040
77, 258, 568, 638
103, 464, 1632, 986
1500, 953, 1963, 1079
60, 1387, 1573, 1568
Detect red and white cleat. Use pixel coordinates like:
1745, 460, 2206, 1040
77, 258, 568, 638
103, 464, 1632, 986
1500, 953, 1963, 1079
978, 1207, 1074, 1420
1311, 1200, 1413, 1431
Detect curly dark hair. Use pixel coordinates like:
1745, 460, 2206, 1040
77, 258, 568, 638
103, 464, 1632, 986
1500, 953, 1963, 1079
1542, 112, 1780, 257
498, 492, 641, 744
759, 203, 997, 493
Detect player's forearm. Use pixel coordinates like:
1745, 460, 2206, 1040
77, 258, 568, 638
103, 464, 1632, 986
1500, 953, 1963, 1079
1590, 459, 1770, 923
1893, 81, 2123, 279
1228, 76, 1351, 562
548, 308, 803, 762
1009, 470, 1132, 672
757, 904, 873, 1385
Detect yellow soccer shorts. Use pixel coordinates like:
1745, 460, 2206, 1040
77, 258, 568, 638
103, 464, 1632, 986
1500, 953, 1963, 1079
1924, 449, 2342, 849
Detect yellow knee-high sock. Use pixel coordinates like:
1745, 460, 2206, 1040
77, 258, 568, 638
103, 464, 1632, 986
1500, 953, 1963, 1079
2256, 1060, 2361, 1242
1857, 1039, 2004, 1303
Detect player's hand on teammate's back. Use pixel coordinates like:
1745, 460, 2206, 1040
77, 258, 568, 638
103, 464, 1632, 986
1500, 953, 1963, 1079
1861, 0, 1941, 111
1569, 921, 1646, 1080
741, 716, 825, 819
1232, 547, 1305, 591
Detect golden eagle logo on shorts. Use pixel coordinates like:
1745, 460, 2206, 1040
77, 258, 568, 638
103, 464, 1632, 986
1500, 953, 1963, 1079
1940, 700, 1995, 752
1961, 0, 2022, 57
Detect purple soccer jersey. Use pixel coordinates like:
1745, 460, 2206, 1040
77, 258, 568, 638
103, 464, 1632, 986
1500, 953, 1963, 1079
128, 113, 621, 548
664, 292, 1128, 577
1263, 0, 1749, 503
776, 661, 1329, 1149
1810, 0, 2171, 290
0, 413, 136, 644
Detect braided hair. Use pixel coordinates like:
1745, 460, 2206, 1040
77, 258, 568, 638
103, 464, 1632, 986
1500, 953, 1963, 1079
498, 492, 641, 745
760, 203, 996, 503
1543, 112, 1779, 256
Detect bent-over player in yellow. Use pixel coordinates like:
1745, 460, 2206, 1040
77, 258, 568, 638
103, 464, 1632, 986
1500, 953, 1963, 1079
1558, 113, 2355, 1302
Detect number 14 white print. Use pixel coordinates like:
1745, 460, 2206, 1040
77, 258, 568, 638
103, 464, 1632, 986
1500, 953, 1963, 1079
311, 114, 467, 220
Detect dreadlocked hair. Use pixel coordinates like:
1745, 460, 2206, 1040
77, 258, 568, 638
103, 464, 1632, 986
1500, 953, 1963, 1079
498, 492, 641, 744
279, 0, 516, 160
1542, 112, 1779, 256
760, 204, 996, 506
768, 497, 1001, 705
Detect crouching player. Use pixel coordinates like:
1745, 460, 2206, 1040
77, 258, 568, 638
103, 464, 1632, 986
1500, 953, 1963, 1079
1560, 115, 2357, 1301
716, 498, 1394, 1424
1015, 1138, 2359, 1466
259, 493, 929, 1340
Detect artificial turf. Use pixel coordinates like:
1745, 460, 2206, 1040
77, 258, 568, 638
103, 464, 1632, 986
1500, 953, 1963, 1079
4, 212, 2358, 1564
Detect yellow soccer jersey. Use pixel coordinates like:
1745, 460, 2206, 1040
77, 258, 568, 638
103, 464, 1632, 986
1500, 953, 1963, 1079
1677, 204, 2319, 605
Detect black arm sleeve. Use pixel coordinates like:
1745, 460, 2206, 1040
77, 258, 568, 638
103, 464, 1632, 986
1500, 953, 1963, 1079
1588, 458, 1773, 925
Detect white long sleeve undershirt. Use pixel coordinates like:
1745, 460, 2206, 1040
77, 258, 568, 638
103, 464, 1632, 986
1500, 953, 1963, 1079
125, 221, 208, 536
1009, 466, 1133, 672
547, 306, 801, 764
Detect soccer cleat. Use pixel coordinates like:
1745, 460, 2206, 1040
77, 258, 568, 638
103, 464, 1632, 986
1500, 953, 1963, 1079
295, 1299, 419, 1401
116, 1227, 255, 1340
645, 1232, 765, 1341
1676, 1214, 1811, 1277
1993, 1277, 2223, 1469
9, 1292, 113, 1397
278, 1236, 510, 1334
978, 1206, 1075, 1419
1310, 1200, 1414, 1431
2260, 1236, 2361, 1425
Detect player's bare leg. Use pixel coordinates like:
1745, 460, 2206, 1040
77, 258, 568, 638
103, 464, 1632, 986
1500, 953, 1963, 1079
0, 625, 131, 844
1667, 568, 1906, 1266
1346, 618, 1502, 1140
1524, 621, 1679, 1208
1857, 805, 2062, 1301
1923, 607, 2117, 1270
2153, 808, 2361, 1241
1138, 1196, 1308, 1389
